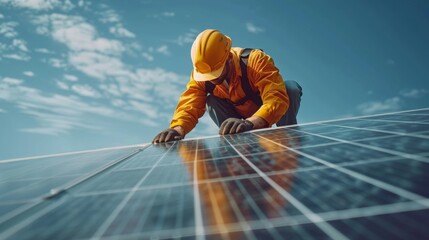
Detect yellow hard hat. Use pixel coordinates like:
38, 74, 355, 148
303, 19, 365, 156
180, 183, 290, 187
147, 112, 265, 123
191, 29, 232, 81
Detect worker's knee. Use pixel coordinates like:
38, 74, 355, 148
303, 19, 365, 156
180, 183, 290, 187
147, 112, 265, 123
276, 81, 302, 127
284, 80, 303, 102
206, 94, 225, 109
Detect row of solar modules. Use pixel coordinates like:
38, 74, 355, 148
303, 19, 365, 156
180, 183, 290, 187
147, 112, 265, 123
0, 108, 428, 239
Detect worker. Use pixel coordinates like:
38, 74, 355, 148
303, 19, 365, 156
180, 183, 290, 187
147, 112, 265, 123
152, 29, 302, 144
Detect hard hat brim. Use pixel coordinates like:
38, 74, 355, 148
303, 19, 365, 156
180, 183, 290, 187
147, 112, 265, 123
192, 63, 225, 82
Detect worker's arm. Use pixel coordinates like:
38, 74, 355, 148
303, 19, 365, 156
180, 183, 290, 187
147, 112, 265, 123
248, 50, 289, 126
152, 76, 206, 143
169, 78, 207, 135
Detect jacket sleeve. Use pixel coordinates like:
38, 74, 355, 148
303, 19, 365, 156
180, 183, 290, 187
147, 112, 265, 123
247, 50, 289, 126
169, 76, 207, 136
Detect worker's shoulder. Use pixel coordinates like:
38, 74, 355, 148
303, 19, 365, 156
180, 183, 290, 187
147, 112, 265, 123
231, 47, 243, 56
231, 47, 263, 55
230, 48, 270, 69
246, 48, 269, 65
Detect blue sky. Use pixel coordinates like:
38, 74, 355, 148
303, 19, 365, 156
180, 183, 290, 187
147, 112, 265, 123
0, 0, 428, 160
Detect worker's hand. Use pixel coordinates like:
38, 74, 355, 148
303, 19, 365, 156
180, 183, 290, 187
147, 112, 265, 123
152, 128, 183, 144
219, 118, 254, 135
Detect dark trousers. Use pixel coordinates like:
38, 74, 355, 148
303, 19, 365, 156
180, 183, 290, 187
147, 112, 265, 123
206, 80, 302, 127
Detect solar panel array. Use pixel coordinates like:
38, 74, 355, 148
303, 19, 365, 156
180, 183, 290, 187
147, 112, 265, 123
0, 108, 428, 239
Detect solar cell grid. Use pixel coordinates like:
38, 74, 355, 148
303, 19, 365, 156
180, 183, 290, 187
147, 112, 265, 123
76, 168, 151, 193
358, 136, 429, 155
345, 159, 429, 198
365, 113, 429, 122
297, 143, 399, 164
0, 108, 428, 239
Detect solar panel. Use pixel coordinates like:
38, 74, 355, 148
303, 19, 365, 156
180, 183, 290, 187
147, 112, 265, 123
0, 108, 428, 239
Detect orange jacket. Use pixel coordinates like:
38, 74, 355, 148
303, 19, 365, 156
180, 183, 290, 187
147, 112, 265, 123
170, 47, 289, 136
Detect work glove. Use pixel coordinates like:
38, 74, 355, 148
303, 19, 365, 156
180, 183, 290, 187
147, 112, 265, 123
219, 118, 254, 135
152, 128, 183, 144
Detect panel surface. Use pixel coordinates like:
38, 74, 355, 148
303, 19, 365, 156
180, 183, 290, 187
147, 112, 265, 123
0, 109, 428, 239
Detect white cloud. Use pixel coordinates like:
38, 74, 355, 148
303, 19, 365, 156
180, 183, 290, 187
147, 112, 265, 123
98, 8, 120, 23
111, 98, 126, 107
0, 21, 31, 62
2, 77, 23, 85
77, 0, 87, 8
109, 25, 135, 38
400, 88, 427, 98
56, 80, 69, 90
156, 45, 170, 55
0, 108, 6, 113
3, 53, 30, 61
0, 3, 188, 135
86, 67, 186, 112
12, 39, 28, 52
64, 74, 78, 81
18, 109, 100, 136
0, 76, 145, 135
47, 58, 67, 68
99, 83, 121, 97
0, 25, 30, 60
1, 0, 74, 11
357, 97, 401, 115
20, 127, 71, 135
0, 13, 4, 19
33, 14, 125, 55
69, 51, 127, 80
129, 68, 184, 106
35, 48, 54, 54
142, 52, 154, 62
246, 22, 265, 34
128, 44, 141, 54
32, 12, 181, 87
95, 6, 139, 48
128, 100, 158, 119
152, 12, 175, 19
33, 13, 133, 83
0, 42, 6, 52
25, 9, 187, 127
0, 21, 19, 38
173, 30, 197, 46
161, 12, 175, 17
71, 84, 101, 98
23, 71, 34, 77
